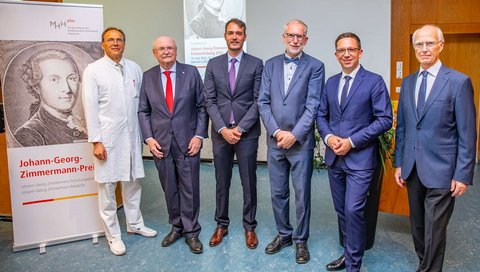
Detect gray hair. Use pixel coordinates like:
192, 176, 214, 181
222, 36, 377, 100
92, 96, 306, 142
412, 24, 444, 44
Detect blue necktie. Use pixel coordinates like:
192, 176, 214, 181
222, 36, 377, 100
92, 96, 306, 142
340, 76, 351, 110
284, 57, 299, 64
417, 71, 428, 116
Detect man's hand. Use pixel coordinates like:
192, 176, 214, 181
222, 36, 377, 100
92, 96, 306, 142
275, 130, 296, 149
220, 128, 241, 144
147, 138, 164, 159
327, 135, 342, 150
188, 137, 202, 156
450, 180, 468, 197
394, 167, 406, 188
93, 142, 107, 160
332, 138, 352, 156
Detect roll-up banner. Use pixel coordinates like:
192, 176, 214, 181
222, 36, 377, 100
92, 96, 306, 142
0, 0, 104, 252
184, 0, 246, 78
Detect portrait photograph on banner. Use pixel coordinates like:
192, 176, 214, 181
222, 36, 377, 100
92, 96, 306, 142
183, 0, 246, 77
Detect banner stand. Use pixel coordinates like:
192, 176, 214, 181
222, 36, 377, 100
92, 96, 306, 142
0, 0, 105, 252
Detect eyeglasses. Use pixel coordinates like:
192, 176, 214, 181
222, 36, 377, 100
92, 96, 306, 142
335, 48, 360, 55
105, 38, 124, 44
413, 41, 442, 50
154, 47, 177, 52
284, 33, 306, 41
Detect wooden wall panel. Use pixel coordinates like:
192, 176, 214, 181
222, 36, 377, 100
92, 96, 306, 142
390, 0, 412, 101
411, 0, 438, 24
437, 0, 480, 24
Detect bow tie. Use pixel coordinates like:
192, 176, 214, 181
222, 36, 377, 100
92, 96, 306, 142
284, 57, 300, 64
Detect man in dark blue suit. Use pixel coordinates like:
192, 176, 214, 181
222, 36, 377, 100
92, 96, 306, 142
317, 32, 392, 271
394, 25, 476, 272
204, 18, 263, 249
138, 36, 208, 254
258, 19, 324, 264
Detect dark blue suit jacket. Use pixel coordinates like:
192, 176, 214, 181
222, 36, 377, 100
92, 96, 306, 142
317, 66, 393, 170
394, 64, 476, 188
138, 62, 208, 157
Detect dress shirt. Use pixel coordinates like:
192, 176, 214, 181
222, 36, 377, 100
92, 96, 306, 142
415, 60, 442, 106
283, 52, 302, 93
324, 65, 361, 148
160, 63, 177, 99
218, 52, 245, 134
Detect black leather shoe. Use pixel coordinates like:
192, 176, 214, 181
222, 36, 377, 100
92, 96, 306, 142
185, 237, 203, 254
265, 235, 292, 254
295, 243, 310, 264
326, 254, 346, 271
161, 230, 182, 247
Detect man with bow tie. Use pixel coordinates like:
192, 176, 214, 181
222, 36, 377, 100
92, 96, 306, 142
258, 19, 325, 264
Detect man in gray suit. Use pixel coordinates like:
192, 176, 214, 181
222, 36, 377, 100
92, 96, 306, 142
204, 18, 263, 249
258, 19, 325, 264
394, 24, 476, 272
138, 36, 208, 254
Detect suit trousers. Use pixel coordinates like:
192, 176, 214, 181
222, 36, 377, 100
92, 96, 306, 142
97, 180, 145, 242
406, 166, 455, 272
328, 157, 374, 272
267, 147, 312, 243
154, 136, 201, 238
212, 136, 258, 230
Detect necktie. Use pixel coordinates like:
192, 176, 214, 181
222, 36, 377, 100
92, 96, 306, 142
417, 71, 428, 116
115, 63, 124, 77
229, 58, 237, 92
284, 57, 300, 64
340, 76, 351, 110
164, 71, 174, 112
229, 58, 237, 124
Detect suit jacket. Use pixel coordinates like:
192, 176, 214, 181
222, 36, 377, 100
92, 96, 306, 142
316, 65, 393, 170
258, 52, 324, 151
138, 62, 208, 157
204, 52, 263, 141
394, 64, 476, 188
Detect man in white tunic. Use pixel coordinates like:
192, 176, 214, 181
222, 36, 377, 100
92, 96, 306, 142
82, 27, 157, 256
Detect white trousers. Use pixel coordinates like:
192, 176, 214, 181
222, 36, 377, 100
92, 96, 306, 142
97, 180, 145, 241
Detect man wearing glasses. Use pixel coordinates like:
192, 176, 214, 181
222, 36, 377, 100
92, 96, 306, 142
83, 27, 157, 256
394, 25, 476, 272
138, 36, 208, 254
258, 19, 324, 264
316, 32, 392, 271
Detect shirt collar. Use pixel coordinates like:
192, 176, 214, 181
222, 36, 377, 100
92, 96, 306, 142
228, 51, 243, 63
160, 62, 177, 73
103, 55, 125, 67
419, 60, 442, 78
284, 52, 303, 62
341, 64, 361, 80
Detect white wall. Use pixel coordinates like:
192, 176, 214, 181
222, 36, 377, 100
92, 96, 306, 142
65, 0, 391, 161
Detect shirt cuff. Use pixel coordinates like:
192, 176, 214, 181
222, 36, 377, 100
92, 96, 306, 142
324, 134, 332, 146
194, 135, 204, 140
272, 129, 280, 137
218, 126, 226, 133
348, 137, 355, 148
145, 137, 154, 144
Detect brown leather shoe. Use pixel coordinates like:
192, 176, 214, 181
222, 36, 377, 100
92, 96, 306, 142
208, 227, 228, 247
245, 230, 258, 249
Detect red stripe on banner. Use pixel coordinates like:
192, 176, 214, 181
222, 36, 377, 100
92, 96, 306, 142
23, 199, 54, 205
